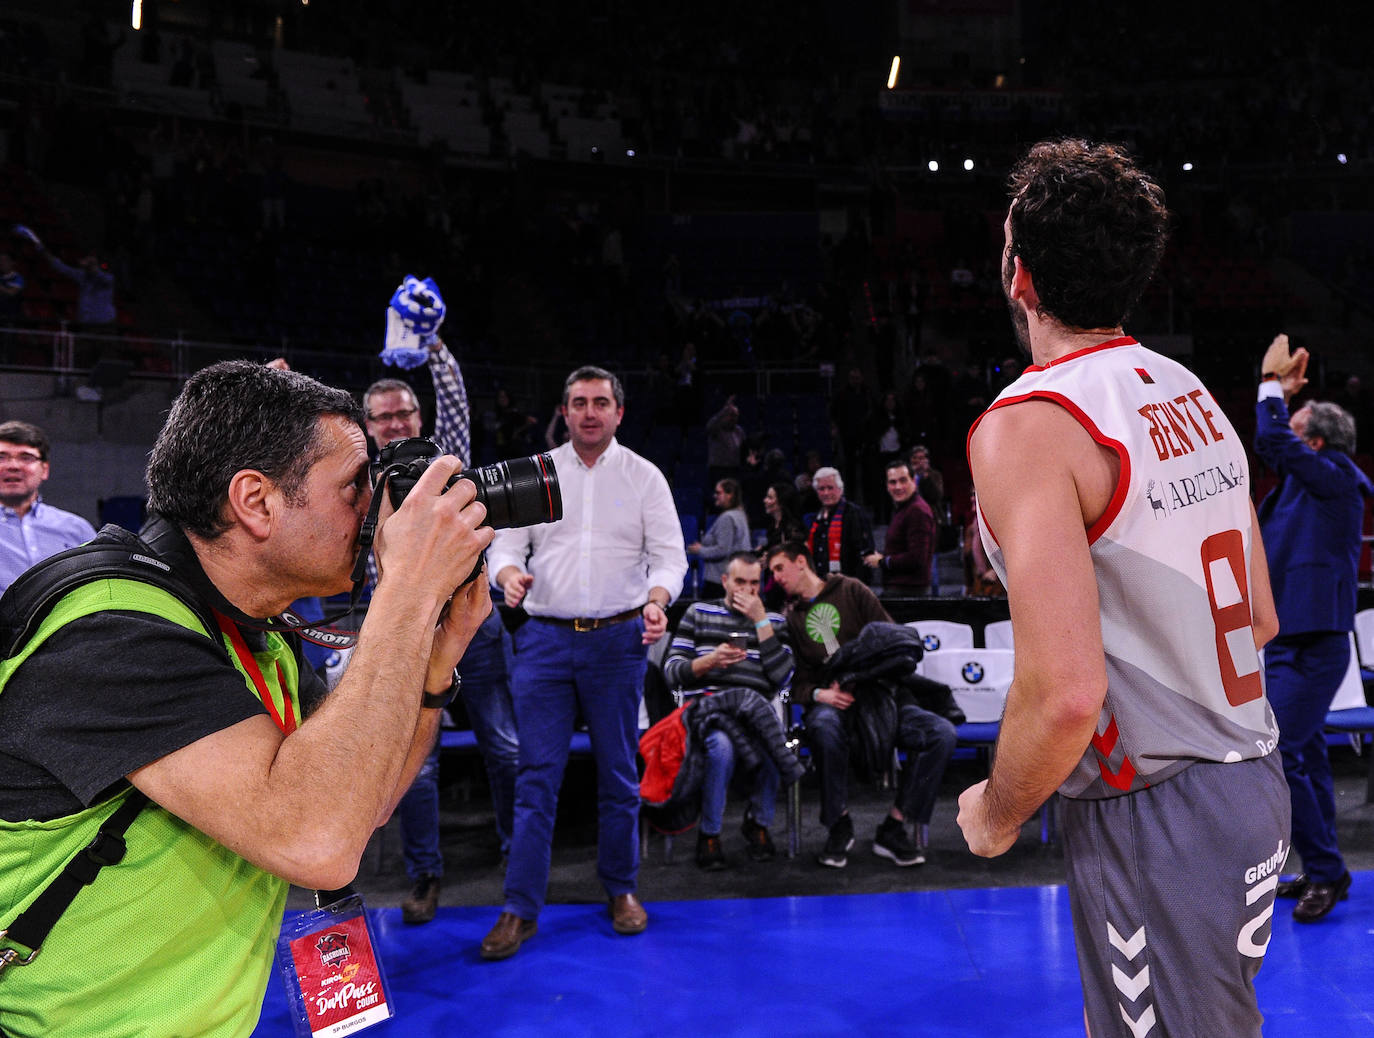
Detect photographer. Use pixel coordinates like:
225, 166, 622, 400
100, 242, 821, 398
0, 361, 492, 1037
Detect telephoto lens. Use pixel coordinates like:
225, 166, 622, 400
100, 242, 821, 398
373, 437, 562, 530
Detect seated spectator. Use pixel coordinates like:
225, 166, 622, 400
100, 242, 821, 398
762, 481, 805, 551
761, 480, 805, 608
766, 542, 956, 869
661, 553, 797, 869
864, 459, 935, 597
805, 467, 875, 583
688, 478, 752, 599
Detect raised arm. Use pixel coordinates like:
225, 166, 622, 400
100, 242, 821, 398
426, 339, 471, 463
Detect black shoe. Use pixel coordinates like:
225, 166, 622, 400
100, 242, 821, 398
873, 817, 925, 866
401, 874, 441, 925
696, 832, 728, 871
1276, 873, 1309, 899
1293, 871, 1351, 923
817, 814, 855, 868
741, 811, 776, 862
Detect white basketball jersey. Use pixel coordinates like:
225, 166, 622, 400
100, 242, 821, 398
972, 337, 1279, 798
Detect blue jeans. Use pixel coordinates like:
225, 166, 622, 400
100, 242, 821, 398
805, 696, 957, 828
700, 728, 780, 835
398, 609, 519, 880
398, 748, 443, 880
503, 617, 647, 920
458, 612, 519, 853
1266, 632, 1349, 883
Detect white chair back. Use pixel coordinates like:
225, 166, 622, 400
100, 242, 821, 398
1354, 609, 1374, 667
904, 619, 974, 654
921, 648, 1015, 723
1330, 632, 1368, 711
983, 619, 1014, 651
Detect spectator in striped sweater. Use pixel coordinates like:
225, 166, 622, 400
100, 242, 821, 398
662, 552, 794, 870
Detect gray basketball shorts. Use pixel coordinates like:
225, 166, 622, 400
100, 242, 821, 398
1060, 752, 1289, 1038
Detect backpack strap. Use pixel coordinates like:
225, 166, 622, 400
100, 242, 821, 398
0, 790, 148, 975
0, 525, 218, 660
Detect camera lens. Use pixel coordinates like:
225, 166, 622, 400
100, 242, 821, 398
374, 437, 562, 531
453, 453, 562, 530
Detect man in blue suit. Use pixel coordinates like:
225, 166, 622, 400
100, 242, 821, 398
1255, 334, 1373, 923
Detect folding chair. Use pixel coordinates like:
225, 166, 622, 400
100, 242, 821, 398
903, 619, 974, 654
982, 619, 1014, 651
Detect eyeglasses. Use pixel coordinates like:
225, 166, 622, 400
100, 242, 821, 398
0, 451, 43, 465
366, 407, 418, 425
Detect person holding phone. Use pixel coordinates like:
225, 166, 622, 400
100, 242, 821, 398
662, 552, 794, 870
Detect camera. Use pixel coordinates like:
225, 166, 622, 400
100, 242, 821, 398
372, 437, 562, 530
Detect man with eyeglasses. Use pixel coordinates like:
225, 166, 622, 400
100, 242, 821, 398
358, 340, 519, 926
0, 420, 96, 594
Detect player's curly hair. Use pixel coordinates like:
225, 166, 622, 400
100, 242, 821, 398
1007, 139, 1170, 331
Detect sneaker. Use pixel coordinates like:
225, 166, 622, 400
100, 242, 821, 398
401, 874, 441, 924
741, 811, 776, 862
817, 814, 855, 868
696, 832, 728, 871
873, 817, 925, 867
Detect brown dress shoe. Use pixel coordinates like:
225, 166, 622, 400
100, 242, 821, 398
480, 911, 537, 960
1293, 871, 1351, 923
609, 893, 648, 935
401, 874, 441, 925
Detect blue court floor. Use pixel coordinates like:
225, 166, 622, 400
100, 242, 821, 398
253, 873, 1374, 1037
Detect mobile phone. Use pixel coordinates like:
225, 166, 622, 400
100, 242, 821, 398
728, 631, 750, 650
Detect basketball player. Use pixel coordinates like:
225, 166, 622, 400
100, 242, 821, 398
957, 139, 1289, 1036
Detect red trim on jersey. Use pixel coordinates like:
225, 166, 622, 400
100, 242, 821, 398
1020, 336, 1138, 373
965, 390, 1131, 547
1092, 715, 1138, 791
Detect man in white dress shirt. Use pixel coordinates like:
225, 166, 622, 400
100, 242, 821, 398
480, 365, 686, 959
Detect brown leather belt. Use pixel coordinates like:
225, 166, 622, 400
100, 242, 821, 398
535, 607, 642, 632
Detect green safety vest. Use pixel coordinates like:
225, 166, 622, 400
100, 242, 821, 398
0, 577, 302, 1038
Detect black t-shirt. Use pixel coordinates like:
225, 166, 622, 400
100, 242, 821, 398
0, 607, 324, 822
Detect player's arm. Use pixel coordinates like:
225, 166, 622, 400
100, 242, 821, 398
958, 401, 1111, 857
1248, 500, 1278, 649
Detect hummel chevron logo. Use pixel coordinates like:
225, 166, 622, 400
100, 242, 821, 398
1107, 922, 1147, 959
1119, 1003, 1157, 1038
1092, 717, 1138, 790
1112, 963, 1151, 1001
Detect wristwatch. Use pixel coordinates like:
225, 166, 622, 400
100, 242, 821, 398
422, 669, 461, 710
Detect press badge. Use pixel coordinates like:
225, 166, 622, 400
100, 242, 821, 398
276, 893, 394, 1037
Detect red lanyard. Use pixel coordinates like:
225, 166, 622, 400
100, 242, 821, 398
215, 611, 298, 735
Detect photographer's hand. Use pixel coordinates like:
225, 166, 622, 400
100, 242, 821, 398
426, 562, 494, 688
374, 455, 493, 621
